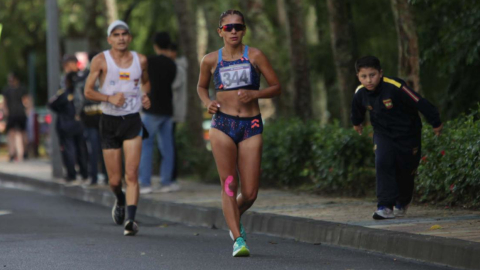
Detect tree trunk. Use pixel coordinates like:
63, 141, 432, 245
122, 1, 140, 24
196, 8, 208, 64
326, 0, 358, 127
245, 0, 264, 42
391, 0, 421, 92
285, 0, 312, 121
272, 0, 294, 118
203, 5, 222, 54
85, 0, 104, 52
174, 0, 205, 151
104, 0, 118, 24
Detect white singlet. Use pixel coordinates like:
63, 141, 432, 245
100, 50, 142, 116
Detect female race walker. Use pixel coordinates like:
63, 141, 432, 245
197, 10, 281, 257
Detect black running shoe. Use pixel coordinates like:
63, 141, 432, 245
112, 200, 125, 225
124, 220, 139, 236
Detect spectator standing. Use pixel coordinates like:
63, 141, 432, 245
168, 43, 187, 182
81, 52, 108, 186
48, 72, 88, 183
2, 72, 29, 162
139, 32, 178, 194
56, 55, 89, 184
351, 56, 443, 220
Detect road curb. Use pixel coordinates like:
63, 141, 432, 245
1, 172, 479, 269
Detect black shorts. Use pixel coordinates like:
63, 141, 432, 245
6, 114, 27, 132
100, 113, 146, 149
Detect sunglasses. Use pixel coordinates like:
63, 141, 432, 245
219, 24, 246, 32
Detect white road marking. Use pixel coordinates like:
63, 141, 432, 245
0, 210, 12, 216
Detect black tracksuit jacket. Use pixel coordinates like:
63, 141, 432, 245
351, 76, 441, 140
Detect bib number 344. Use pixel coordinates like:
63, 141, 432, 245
219, 63, 251, 89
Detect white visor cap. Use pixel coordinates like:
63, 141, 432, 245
107, 20, 130, 36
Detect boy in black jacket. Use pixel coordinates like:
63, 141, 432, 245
351, 56, 443, 219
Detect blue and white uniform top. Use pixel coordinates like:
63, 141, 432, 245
213, 45, 260, 91
100, 50, 142, 116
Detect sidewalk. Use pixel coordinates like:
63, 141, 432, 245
1, 159, 479, 269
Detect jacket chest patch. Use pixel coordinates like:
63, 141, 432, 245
383, 99, 393, 109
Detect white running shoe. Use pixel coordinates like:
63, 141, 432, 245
56, 178, 68, 185
157, 183, 181, 193
394, 204, 409, 217
140, 186, 153, 194
67, 179, 85, 186
373, 206, 395, 220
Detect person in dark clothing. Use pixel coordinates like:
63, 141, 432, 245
351, 56, 443, 220
168, 42, 187, 183
48, 72, 88, 182
2, 72, 29, 162
81, 52, 108, 186
59, 55, 90, 185
139, 32, 178, 194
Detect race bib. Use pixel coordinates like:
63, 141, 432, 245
219, 63, 251, 89
110, 91, 138, 112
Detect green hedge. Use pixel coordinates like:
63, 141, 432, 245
175, 119, 376, 193
174, 124, 218, 183
417, 106, 480, 206
262, 119, 375, 195
261, 118, 317, 187
175, 107, 480, 205
307, 123, 376, 195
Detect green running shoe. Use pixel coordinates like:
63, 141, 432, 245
232, 237, 250, 257
229, 223, 247, 241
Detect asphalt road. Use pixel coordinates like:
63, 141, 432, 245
0, 187, 456, 270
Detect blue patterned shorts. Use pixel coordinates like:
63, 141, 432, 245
211, 111, 263, 144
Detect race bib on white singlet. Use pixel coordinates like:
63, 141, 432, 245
219, 63, 251, 89
109, 91, 138, 112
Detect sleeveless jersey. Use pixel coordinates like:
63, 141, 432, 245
213, 45, 260, 91
100, 50, 142, 116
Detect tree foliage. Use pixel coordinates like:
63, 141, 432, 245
413, 0, 480, 118
1, 0, 479, 120
0, 0, 47, 103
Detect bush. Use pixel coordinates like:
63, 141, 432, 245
416, 106, 480, 207
307, 123, 375, 196
262, 119, 376, 195
174, 107, 480, 205
174, 118, 376, 194
174, 124, 218, 183
261, 118, 317, 187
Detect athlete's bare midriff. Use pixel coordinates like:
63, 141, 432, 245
216, 91, 260, 117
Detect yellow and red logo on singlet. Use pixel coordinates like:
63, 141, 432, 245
119, 72, 130, 80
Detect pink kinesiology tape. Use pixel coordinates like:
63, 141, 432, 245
224, 176, 234, 197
